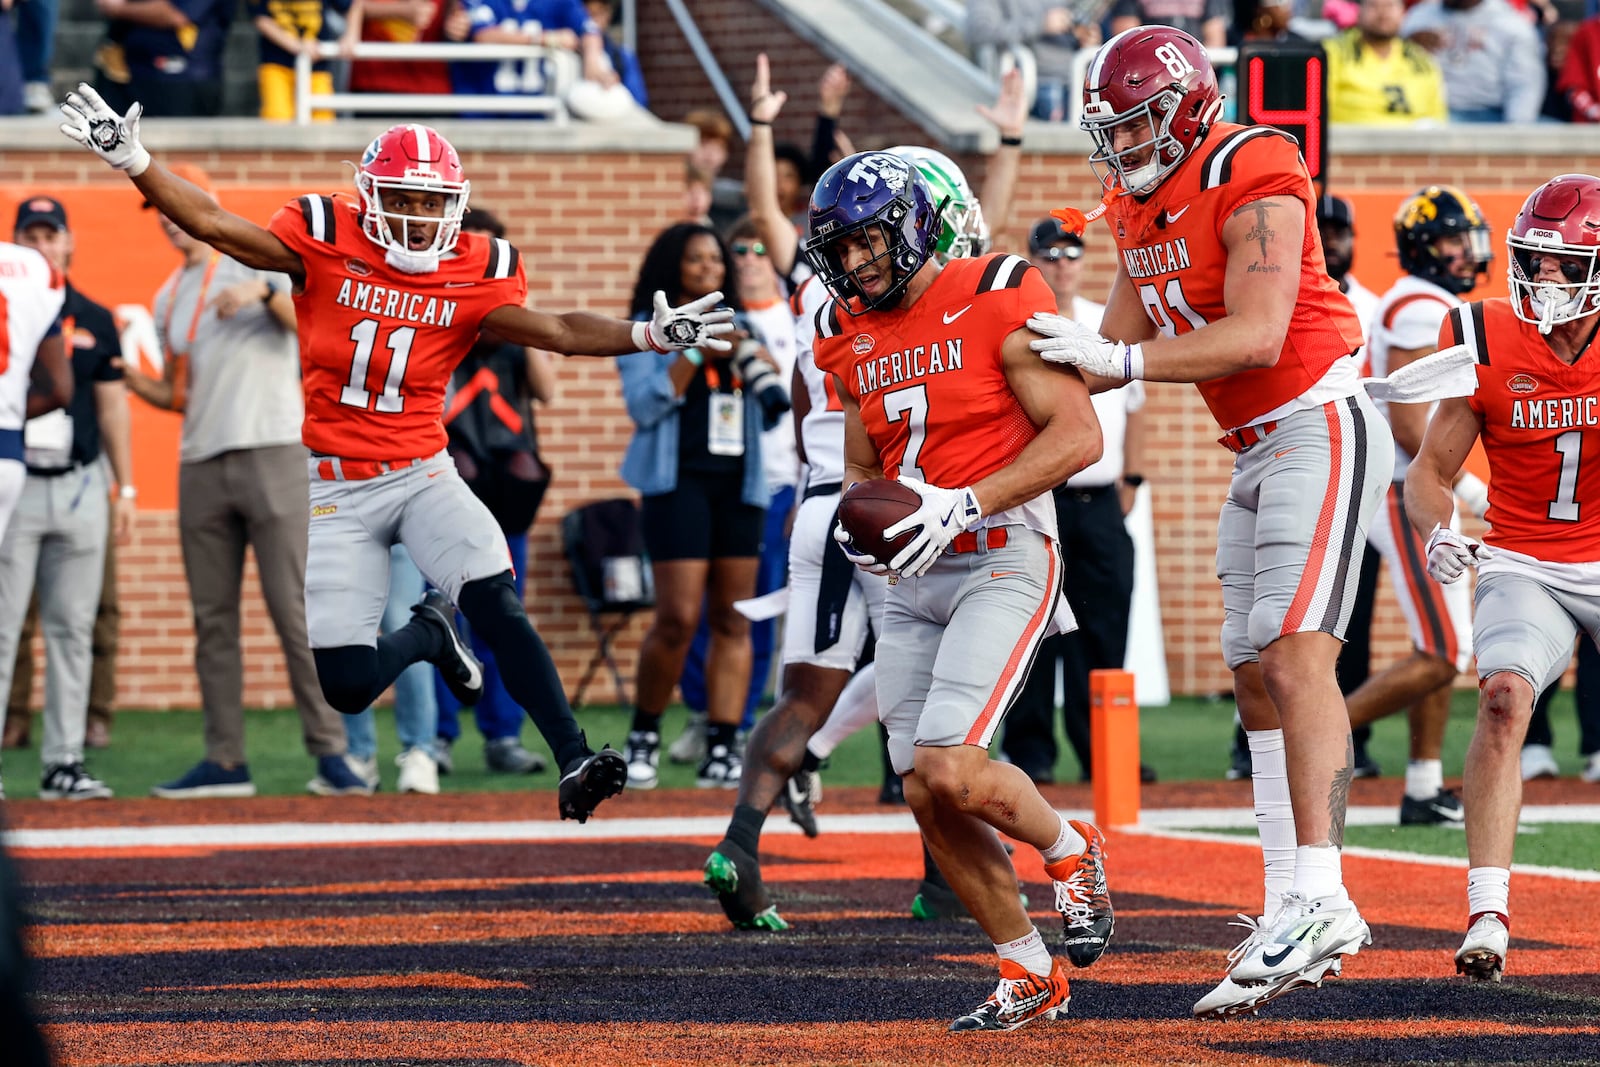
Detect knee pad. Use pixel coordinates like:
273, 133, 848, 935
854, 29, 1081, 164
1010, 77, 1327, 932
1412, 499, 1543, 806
314, 645, 380, 715
457, 571, 525, 644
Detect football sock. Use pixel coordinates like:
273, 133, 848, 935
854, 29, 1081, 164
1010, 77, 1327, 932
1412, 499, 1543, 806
458, 572, 587, 770
1291, 844, 1345, 903
1467, 866, 1511, 921
726, 803, 766, 859
630, 707, 663, 734
995, 926, 1054, 977
1040, 813, 1086, 865
1247, 728, 1295, 917
1405, 758, 1444, 801
706, 721, 738, 754
808, 664, 879, 760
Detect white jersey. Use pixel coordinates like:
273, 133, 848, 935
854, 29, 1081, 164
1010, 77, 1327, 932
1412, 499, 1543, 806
0, 242, 65, 433
1368, 274, 1459, 482
1345, 273, 1380, 338
792, 276, 844, 488
745, 297, 800, 494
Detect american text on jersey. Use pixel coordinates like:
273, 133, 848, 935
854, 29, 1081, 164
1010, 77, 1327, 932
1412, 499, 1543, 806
851, 338, 964, 397
1121, 237, 1192, 279
1510, 396, 1600, 430
335, 278, 459, 327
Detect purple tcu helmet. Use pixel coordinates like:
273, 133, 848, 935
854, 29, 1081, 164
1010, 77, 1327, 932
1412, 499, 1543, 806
801, 151, 942, 313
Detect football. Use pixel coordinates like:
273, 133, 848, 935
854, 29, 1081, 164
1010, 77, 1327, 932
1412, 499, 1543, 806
837, 478, 922, 564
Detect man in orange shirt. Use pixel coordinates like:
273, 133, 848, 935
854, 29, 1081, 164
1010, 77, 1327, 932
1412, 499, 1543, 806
58, 85, 733, 822
1029, 27, 1394, 1014
806, 150, 1111, 1032
1406, 173, 1600, 982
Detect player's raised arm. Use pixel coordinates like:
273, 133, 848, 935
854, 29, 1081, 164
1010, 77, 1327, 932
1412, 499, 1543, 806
482, 291, 735, 357
57, 85, 304, 282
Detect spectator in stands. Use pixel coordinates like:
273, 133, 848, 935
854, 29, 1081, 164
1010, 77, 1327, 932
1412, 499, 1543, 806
682, 161, 714, 226
0, 4, 22, 115
342, 546, 440, 792
0, 197, 134, 800
122, 163, 369, 800
1324, 0, 1449, 124
351, 0, 449, 100
965, 0, 1102, 121
618, 223, 779, 792
685, 107, 733, 178
429, 206, 555, 780
251, 0, 363, 122
1238, 0, 1314, 42
808, 63, 855, 177
772, 141, 812, 226
1555, 12, 1599, 121
17, 0, 57, 112
584, 0, 644, 106
669, 217, 797, 768
92, 0, 234, 116
1402, 0, 1545, 123
1522, 639, 1600, 782
445, 0, 614, 103
1110, 0, 1230, 49
1001, 218, 1152, 786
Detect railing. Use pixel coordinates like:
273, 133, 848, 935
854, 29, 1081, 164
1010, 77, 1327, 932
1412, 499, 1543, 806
291, 42, 579, 126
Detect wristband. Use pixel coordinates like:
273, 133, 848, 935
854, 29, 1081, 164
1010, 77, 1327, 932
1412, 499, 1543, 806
1122, 342, 1145, 381
1121, 473, 1145, 489
118, 485, 137, 500
631, 320, 662, 353
126, 147, 151, 177
681, 348, 703, 367
749, 118, 772, 127
1000, 134, 1023, 147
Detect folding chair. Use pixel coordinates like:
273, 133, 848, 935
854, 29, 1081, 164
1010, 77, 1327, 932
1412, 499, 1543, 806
560, 498, 655, 709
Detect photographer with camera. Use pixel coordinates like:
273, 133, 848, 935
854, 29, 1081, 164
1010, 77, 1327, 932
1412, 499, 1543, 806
617, 223, 787, 790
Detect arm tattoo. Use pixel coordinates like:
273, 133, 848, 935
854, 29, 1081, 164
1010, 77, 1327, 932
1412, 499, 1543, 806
1327, 734, 1354, 848
1234, 200, 1276, 256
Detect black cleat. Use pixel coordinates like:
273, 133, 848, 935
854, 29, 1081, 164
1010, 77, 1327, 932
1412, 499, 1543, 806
780, 769, 821, 838
1352, 747, 1383, 779
703, 839, 788, 930
1400, 787, 1464, 825
411, 591, 483, 706
557, 746, 626, 823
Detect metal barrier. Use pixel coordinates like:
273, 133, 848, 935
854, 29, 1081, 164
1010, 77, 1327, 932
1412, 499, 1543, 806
291, 42, 578, 125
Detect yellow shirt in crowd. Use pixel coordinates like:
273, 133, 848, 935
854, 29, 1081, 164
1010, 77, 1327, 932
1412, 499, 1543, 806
1323, 29, 1449, 125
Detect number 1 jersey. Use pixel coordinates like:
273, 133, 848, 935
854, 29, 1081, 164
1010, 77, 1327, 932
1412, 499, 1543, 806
268, 195, 527, 460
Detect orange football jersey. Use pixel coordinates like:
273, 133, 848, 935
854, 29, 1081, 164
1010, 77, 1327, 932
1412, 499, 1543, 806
1101, 123, 1364, 431
267, 195, 527, 460
812, 254, 1051, 487
1452, 299, 1600, 563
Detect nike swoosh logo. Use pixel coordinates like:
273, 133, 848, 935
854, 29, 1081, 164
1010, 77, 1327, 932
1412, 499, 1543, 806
943, 304, 973, 325
1166, 206, 1190, 224
1260, 945, 1295, 968
427, 470, 444, 478
991, 571, 1019, 578
1274, 448, 1298, 459
444, 281, 474, 288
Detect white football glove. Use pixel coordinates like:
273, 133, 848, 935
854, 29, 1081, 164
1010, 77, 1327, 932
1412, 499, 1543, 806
633, 290, 736, 354
1455, 472, 1490, 520
882, 476, 983, 578
1027, 312, 1145, 381
1425, 523, 1491, 584
831, 520, 894, 577
59, 83, 150, 176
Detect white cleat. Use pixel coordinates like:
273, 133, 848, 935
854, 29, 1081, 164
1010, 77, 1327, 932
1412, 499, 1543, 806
1231, 892, 1371, 988
1456, 913, 1509, 982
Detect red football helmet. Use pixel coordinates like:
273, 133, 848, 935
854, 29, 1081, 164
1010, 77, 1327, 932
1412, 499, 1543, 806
1080, 26, 1224, 197
355, 124, 471, 271
1507, 173, 1600, 333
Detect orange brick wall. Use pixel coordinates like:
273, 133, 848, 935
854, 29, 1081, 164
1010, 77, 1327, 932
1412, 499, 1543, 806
11, 141, 1593, 711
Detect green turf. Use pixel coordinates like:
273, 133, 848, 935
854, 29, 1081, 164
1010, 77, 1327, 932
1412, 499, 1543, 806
5, 688, 1594, 800
1203, 823, 1600, 871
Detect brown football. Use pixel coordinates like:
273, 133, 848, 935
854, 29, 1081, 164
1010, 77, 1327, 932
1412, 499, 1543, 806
837, 478, 922, 564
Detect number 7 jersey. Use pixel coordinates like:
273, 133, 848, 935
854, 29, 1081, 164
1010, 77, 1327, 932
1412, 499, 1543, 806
268, 195, 527, 461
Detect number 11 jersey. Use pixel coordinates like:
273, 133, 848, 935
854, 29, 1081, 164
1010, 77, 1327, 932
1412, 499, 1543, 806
269, 194, 527, 461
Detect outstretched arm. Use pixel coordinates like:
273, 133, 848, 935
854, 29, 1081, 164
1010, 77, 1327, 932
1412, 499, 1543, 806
482, 290, 734, 356
744, 54, 799, 278
975, 68, 1028, 237
59, 85, 305, 282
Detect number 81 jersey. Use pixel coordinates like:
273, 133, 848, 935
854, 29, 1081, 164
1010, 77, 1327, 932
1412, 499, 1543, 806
268, 195, 527, 461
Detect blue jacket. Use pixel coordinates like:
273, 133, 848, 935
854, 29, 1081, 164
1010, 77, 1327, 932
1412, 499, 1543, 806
617, 348, 771, 509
